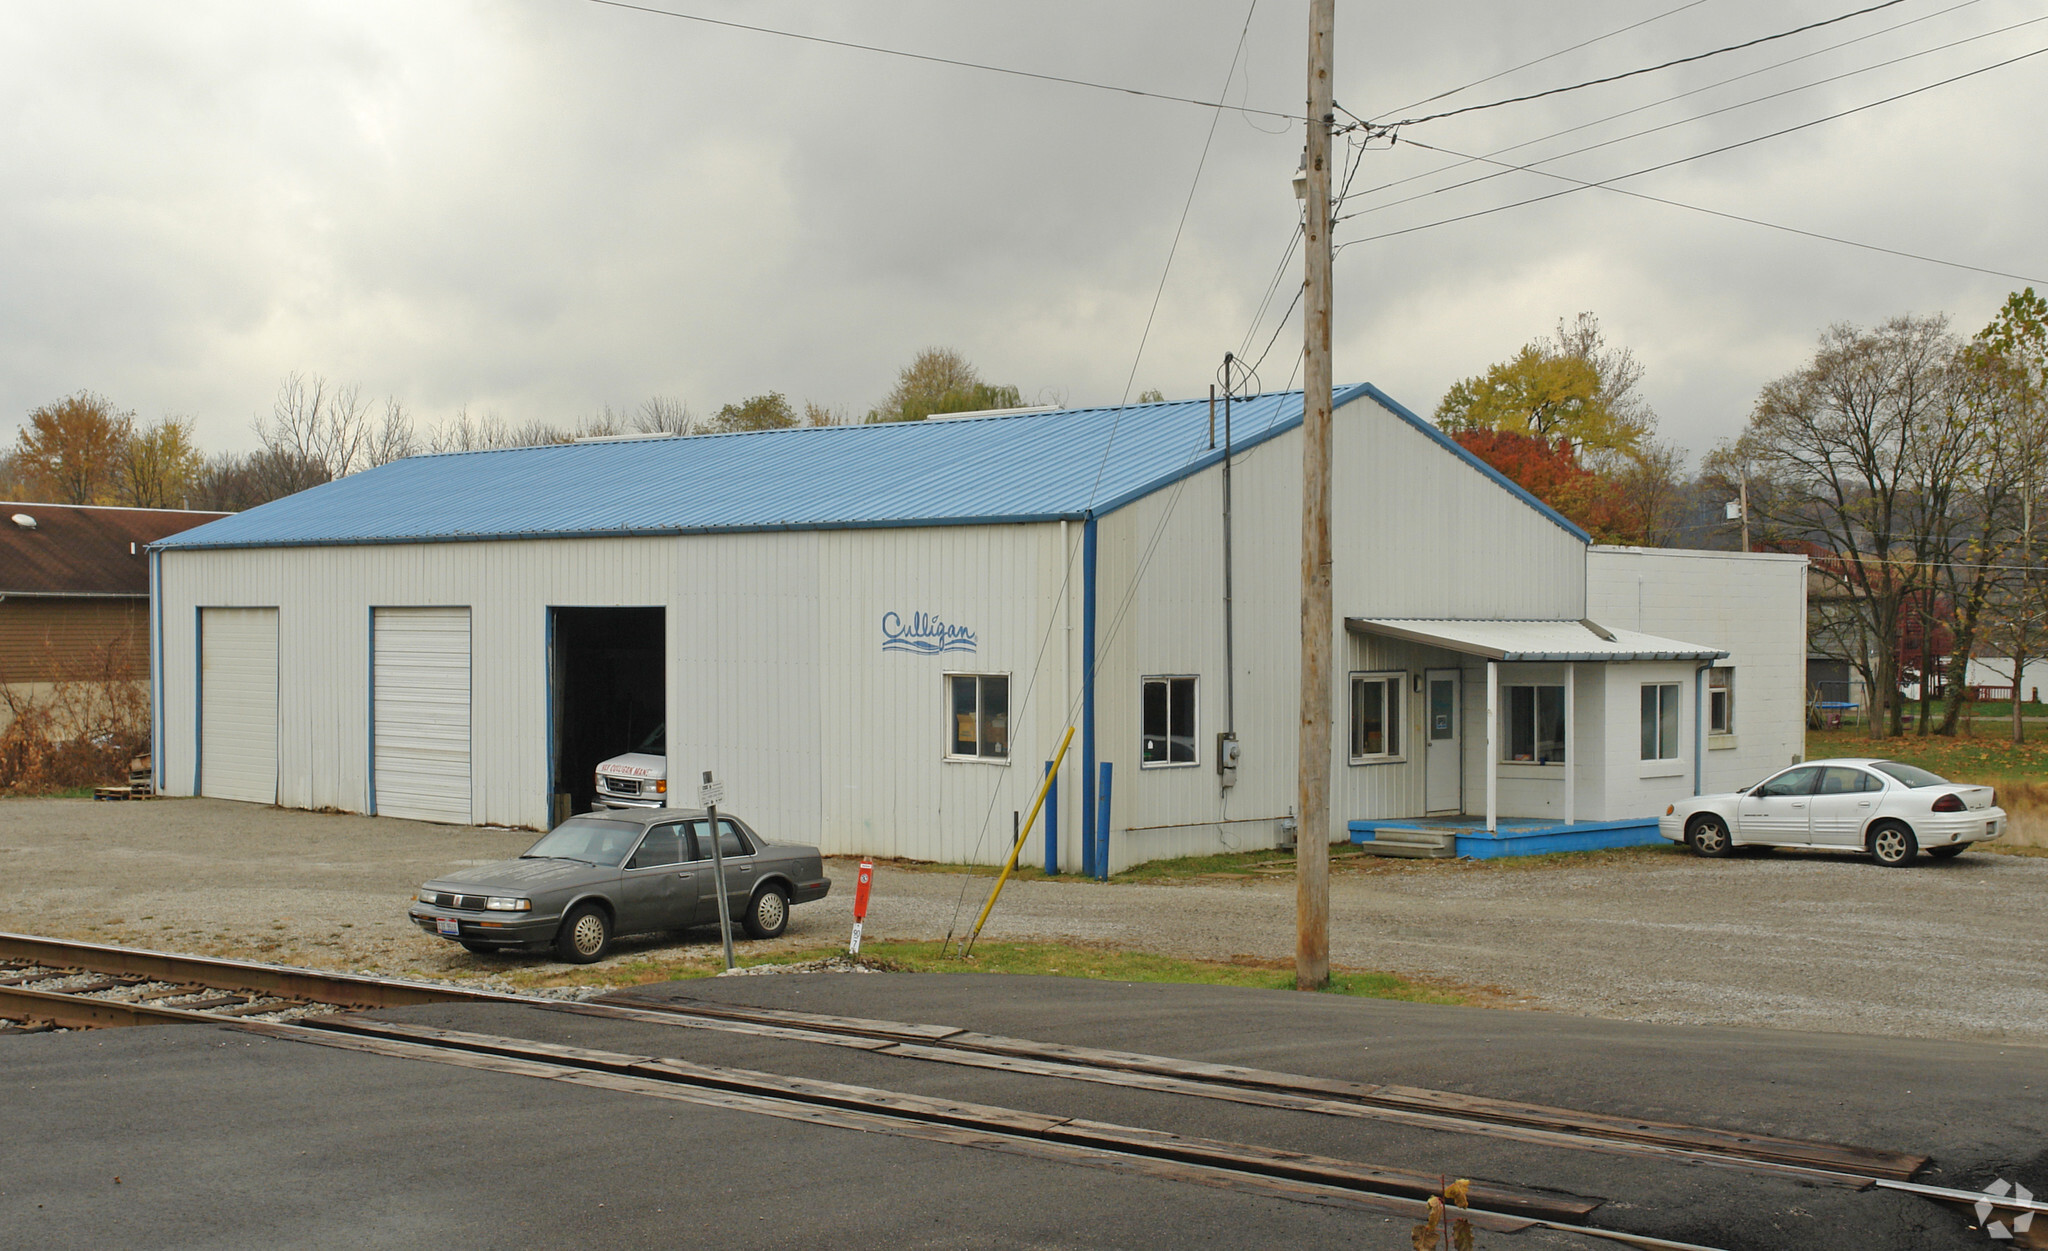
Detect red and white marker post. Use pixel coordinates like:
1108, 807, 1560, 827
848, 859, 874, 955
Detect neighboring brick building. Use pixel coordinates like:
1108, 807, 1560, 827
0, 503, 229, 690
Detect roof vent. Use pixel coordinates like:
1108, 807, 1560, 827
10, 514, 35, 529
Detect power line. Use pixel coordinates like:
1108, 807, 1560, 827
1235, 223, 1302, 364
1377, 0, 1913, 129
583, 0, 1302, 122
940, 2, 1260, 925
1340, 10, 2048, 227
1370, 0, 1714, 122
1346, 0, 1991, 206
1338, 45, 2048, 287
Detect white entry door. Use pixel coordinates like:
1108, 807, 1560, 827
200, 607, 278, 804
1423, 668, 1461, 814
373, 607, 473, 825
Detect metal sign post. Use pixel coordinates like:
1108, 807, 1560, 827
848, 859, 874, 954
700, 771, 735, 971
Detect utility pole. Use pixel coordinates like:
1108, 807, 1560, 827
1295, 0, 1335, 992
1739, 468, 1750, 553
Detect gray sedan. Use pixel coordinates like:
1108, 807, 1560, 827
407, 809, 831, 963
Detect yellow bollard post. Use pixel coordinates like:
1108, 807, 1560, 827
963, 725, 1074, 957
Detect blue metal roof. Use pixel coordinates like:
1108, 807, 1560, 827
157, 384, 1588, 551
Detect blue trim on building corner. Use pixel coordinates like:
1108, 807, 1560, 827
366, 607, 378, 816
1080, 515, 1098, 879
191, 607, 203, 796
149, 550, 163, 794
1355, 383, 1593, 544
545, 607, 557, 828
1085, 384, 1376, 518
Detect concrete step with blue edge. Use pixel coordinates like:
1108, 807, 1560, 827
1350, 817, 1666, 861
1348, 824, 1458, 859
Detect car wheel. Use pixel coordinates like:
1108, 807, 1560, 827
743, 885, 789, 939
556, 903, 612, 963
1869, 822, 1919, 867
1927, 843, 1967, 860
1685, 814, 1733, 858
459, 941, 498, 955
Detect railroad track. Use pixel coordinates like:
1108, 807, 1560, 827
0, 931, 523, 1031
4, 932, 2040, 1249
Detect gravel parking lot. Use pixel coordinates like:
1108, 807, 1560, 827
4, 796, 2044, 1046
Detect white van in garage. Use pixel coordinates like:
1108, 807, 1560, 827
594, 724, 668, 810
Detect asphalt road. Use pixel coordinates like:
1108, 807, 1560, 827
4, 974, 2043, 1250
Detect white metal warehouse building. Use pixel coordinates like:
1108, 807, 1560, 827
150, 386, 1806, 870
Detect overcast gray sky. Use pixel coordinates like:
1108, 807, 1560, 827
4, 0, 2044, 465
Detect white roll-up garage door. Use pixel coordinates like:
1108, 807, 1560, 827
200, 607, 279, 804
373, 607, 472, 825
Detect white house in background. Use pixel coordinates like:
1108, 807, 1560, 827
1962, 657, 2048, 704
148, 386, 1807, 870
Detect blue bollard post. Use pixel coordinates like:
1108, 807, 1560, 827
1042, 760, 1059, 876
1095, 761, 1113, 881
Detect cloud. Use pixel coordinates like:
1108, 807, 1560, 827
1, 0, 2041, 464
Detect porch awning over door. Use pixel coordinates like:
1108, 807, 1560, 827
1346, 618, 1726, 662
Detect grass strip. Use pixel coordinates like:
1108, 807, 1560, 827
508, 938, 1483, 1004
860, 842, 1685, 885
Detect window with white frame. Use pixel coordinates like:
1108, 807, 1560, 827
1500, 684, 1565, 764
1140, 675, 1198, 766
947, 673, 1009, 760
1641, 683, 1680, 760
1708, 668, 1735, 734
1348, 672, 1403, 763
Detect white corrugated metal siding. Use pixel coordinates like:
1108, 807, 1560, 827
155, 388, 1605, 864
1092, 393, 1592, 868
1586, 546, 1808, 798
158, 528, 1065, 859
199, 607, 278, 803
373, 607, 472, 824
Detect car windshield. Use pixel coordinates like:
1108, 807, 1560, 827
634, 723, 665, 755
522, 817, 642, 866
1871, 760, 1949, 788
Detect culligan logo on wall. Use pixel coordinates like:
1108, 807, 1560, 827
881, 611, 977, 655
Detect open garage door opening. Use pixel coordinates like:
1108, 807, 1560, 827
549, 607, 665, 825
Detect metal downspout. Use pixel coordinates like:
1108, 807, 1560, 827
1081, 514, 1099, 878
1694, 662, 1711, 796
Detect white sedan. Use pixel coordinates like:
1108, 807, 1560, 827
1660, 758, 2007, 867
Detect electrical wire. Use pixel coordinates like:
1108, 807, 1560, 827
941, 2, 1261, 942
1369, 0, 1715, 122
1378, 0, 1913, 128
1336, 44, 2048, 287
1338, 9, 2048, 226
1234, 224, 1303, 363
1228, 135, 1368, 388
583, 0, 1302, 122
1343, 0, 1991, 206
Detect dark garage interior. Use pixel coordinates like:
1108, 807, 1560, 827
549, 606, 665, 824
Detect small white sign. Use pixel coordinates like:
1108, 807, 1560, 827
698, 778, 726, 807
